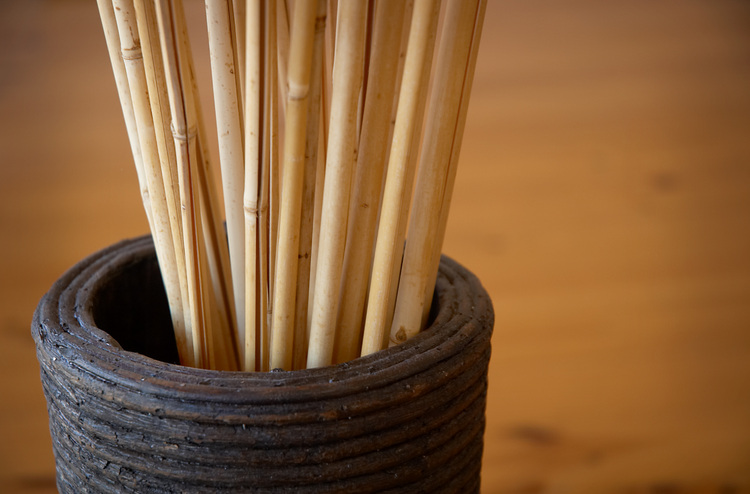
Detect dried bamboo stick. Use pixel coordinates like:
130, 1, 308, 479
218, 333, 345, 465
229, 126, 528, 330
179, 0, 240, 370
306, 0, 367, 369
421, 0, 487, 328
232, 0, 246, 106
174, 0, 217, 369
199, 203, 239, 370
259, 0, 279, 372
175, 0, 238, 366
335, 0, 406, 363
383, 0, 432, 339
196, 143, 239, 370
134, 0, 195, 366
360, 0, 440, 357
268, 1, 285, 309
258, 155, 270, 371
191, 149, 239, 371
292, 0, 327, 370
307, 3, 332, 327
376, 1, 417, 338
269, 0, 319, 371
194, 197, 216, 369
309, 38, 331, 327
196, 199, 237, 371
206, 0, 246, 354
323, 0, 336, 129
135, 0, 198, 366
270, 0, 288, 299
102, 0, 193, 363
387, 0, 414, 150
268, 119, 279, 314
355, 0, 375, 140
98, 1, 192, 363
112, 0, 193, 365
275, 0, 290, 115
95, 0, 151, 229
360, 0, 375, 112
389, 0, 482, 347
306, 113, 327, 336
258, 165, 270, 371
243, 0, 262, 371
132, 0, 181, 262
154, 0, 206, 368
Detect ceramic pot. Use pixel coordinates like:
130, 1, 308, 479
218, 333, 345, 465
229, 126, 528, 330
32, 234, 494, 493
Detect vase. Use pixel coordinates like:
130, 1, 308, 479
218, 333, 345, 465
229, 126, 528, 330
32, 234, 494, 493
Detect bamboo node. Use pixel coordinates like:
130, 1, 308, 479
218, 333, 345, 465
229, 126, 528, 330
170, 123, 198, 142
243, 205, 262, 218
288, 81, 310, 101
121, 46, 143, 61
392, 327, 408, 344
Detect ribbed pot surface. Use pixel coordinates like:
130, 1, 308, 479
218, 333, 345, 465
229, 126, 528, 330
32, 235, 494, 493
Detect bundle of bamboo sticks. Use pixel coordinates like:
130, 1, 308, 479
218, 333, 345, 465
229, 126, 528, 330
97, 0, 486, 372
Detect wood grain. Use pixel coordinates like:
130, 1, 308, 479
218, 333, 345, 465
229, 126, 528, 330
1, 1, 749, 492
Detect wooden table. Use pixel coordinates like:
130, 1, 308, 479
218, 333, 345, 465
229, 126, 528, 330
1, 1, 749, 492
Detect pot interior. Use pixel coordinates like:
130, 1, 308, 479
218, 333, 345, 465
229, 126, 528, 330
90, 253, 181, 365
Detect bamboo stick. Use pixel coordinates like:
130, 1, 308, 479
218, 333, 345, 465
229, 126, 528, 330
270, 0, 288, 300
334, 0, 406, 363
258, 159, 270, 372
112, 0, 193, 365
98, 2, 192, 364
268, 116, 280, 317
269, 0, 320, 371
306, 0, 367, 369
194, 194, 216, 369
243, 0, 262, 371
154, 0, 206, 368
95, 0, 151, 229
198, 189, 239, 370
132, 0, 180, 266
323, 0, 336, 130
377, 1, 417, 339
133, 0, 194, 366
421, 0, 487, 328
292, 0, 327, 370
306, 113, 327, 337
356, 0, 375, 140
360, 0, 440, 357
101, 0, 193, 363
387, 0, 415, 152
383, 0, 434, 339
232, 0, 246, 106
259, 0, 279, 372
195, 197, 237, 371
275, 0, 291, 115
197, 142, 239, 371
268, 0, 285, 310
174, 0, 216, 369
388, 0, 482, 347
206, 0, 246, 354
175, 0, 238, 367
309, 32, 332, 329
180, 0, 239, 370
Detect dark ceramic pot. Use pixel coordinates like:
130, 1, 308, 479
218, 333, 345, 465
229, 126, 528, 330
32, 234, 494, 493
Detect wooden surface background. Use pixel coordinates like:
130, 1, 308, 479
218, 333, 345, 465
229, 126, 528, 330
1, 1, 749, 492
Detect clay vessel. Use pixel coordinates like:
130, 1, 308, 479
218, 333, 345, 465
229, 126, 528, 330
32, 235, 494, 493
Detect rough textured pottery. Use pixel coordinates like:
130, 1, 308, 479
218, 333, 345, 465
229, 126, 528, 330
32, 235, 494, 493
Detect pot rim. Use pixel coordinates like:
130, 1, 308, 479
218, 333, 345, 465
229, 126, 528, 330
33, 235, 493, 408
